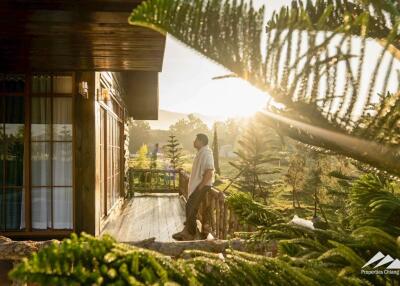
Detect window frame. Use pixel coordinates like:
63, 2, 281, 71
0, 72, 75, 237
98, 75, 124, 220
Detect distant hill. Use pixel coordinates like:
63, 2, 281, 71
146, 109, 224, 130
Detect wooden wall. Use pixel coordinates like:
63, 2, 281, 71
74, 72, 98, 235
73, 70, 160, 236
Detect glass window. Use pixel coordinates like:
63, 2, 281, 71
31, 97, 51, 141
31, 74, 73, 231
31, 187, 51, 229
0, 130, 3, 187
100, 109, 105, 217
53, 97, 72, 141
0, 191, 3, 229
5, 188, 23, 230
0, 74, 25, 93
31, 142, 51, 186
53, 76, 72, 94
1, 95, 25, 231
31, 75, 51, 94
53, 142, 72, 186
53, 187, 72, 229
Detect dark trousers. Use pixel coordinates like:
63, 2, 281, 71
186, 186, 210, 235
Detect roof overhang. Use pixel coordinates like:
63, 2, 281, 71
122, 71, 159, 120
0, 0, 166, 72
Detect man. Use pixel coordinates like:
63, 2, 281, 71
172, 133, 214, 240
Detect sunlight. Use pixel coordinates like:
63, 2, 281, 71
184, 77, 268, 118
159, 37, 268, 119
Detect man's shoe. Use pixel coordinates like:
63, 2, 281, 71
179, 232, 195, 240
172, 231, 185, 241
172, 229, 195, 241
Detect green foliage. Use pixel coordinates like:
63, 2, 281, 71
150, 143, 159, 169
227, 174, 400, 285
348, 174, 400, 236
285, 150, 306, 208
229, 120, 283, 201
129, 0, 400, 176
169, 114, 210, 151
226, 191, 284, 227
166, 134, 184, 170
10, 174, 400, 285
9, 233, 195, 286
8, 233, 335, 286
213, 119, 243, 150
129, 120, 151, 154
134, 144, 149, 169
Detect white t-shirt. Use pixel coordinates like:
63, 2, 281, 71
188, 145, 215, 197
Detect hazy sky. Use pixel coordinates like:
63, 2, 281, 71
158, 0, 293, 119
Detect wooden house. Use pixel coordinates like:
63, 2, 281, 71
0, 0, 165, 239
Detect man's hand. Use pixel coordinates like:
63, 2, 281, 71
197, 169, 213, 191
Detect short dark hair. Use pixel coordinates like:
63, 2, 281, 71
196, 133, 209, 145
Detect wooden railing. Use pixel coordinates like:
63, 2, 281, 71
129, 168, 247, 239
128, 168, 180, 194
178, 171, 244, 240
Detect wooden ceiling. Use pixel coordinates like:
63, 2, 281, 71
0, 0, 166, 72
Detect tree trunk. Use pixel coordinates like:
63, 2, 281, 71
0, 236, 276, 261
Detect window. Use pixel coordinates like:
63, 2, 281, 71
106, 114, 121, 210
0, 84, 25, 231
99, 81, 122, 218
31, 74, 73, 230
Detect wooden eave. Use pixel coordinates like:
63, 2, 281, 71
0, 0, 166, 72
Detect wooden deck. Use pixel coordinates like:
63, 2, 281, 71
101, 193, 186, 242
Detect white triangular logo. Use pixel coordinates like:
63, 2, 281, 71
374, 255, 394, 268
387, 259, 400, 270
363, 252, 385, 268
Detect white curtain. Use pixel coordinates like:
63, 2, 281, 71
31, 95, 73, 230
53, 188, 72, 229
31, 187, 51, 229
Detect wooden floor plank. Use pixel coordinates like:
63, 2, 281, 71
101, 193, 186, 242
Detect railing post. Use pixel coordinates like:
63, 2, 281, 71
218, 193, 224, 238
178, 170, 189, 200
222, 200, 228, 239
208, 193, 214, 235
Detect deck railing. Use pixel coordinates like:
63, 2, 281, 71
129, 168, 247, 239
178, 171, 245, 239
128, 168, 180, 193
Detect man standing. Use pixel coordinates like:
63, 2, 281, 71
172, 133, 214, 240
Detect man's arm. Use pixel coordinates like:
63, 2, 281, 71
196, 169, 213, 190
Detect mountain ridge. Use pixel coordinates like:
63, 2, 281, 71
145, 109, 225, 130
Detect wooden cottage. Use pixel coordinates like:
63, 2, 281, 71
0, 0, 165, 239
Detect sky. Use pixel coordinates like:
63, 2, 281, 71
158, 0, 293, 119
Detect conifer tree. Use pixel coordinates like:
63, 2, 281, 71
212, 124, 221, 176
285, 151, 306, 209
229, 120, 281, 201
166, 135, 183, 170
